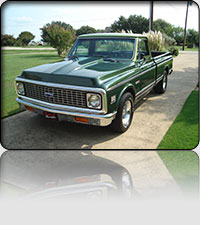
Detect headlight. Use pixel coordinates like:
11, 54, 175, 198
87, 93, 101, 109
16, 82, 25, 95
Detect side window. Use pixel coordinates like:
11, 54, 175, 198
137, 39, 149, 59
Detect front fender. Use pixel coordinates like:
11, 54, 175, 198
117, 83, 136, 106
107, 83, 136, 114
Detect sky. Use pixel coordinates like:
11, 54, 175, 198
1, 1, 199, 41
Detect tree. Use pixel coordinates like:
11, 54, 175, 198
76, 25, 96, 36
127, 15, 149, 33
110, 15, 198, 48
1, 34, 16, 46
162, 33, 176, 47
14, 38, 23, 47
111, 16, 131, 33
111, 15, 149, 33
17, 31, 35, 46
40, 21, 75, 56
96, 29, 105, 33
186, 29, 199, 47
172, 26, 184, 45
41, 21, 75, 43
153, 19, 174, 38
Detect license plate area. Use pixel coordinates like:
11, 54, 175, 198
43, 111, 58, 120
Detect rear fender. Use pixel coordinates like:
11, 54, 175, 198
164, 65, 169, 74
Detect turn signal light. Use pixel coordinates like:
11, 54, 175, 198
75, 117, 89, 123
25, 106, 34, 112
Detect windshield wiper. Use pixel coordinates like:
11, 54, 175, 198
68, 55, 79, 60
103, 58, 119, 63
92, 55, 119, 62
92, 54, 108, 58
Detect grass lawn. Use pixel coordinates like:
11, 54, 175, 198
26, 45, 54, 48
158, 91, 199, 196
158, 151, 199, 196
3, 45, 54, 49
158, 90, 199, 149
3, 50, 57, 55
177, 45, 199, 51
1, 50, 64, 118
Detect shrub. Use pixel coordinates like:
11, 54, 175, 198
17, 31, 35, 46
14, 38, 23, 46
40, 21, 76, 56
143, 31, 179, 54
143, 30, 165, 51
162, 33, 177, 47
168, 46, 179, 56
187, 43, 193, 48
1, 34, 16, 46
76, 26, 96, 36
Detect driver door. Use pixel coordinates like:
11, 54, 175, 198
135, 38, 156, 91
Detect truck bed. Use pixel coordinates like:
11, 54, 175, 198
151, 51, 172, 58
151, 51, 173, 79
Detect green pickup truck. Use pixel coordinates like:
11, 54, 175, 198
15, 33, 173, 132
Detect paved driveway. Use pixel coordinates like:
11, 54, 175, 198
1, 52, 198, 150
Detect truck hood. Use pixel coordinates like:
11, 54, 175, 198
20, 57, 135, 88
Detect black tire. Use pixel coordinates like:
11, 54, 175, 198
154, 71, 168, 94
111, 92, 134, 133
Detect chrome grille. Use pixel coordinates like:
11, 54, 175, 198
23, 82, 87, 108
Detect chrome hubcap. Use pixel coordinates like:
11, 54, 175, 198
122, 100, 132, 128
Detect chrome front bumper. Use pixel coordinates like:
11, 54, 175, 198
17, 97, 116, 126
24, 182, 117, 200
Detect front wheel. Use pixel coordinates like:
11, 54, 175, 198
111, 93, 134, 133
154, 71, 168, 94
112, 168, 134, 199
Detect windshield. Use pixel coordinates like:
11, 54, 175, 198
69, 38, 136, 60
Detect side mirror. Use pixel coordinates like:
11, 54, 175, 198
137, 52, 145, 60
136, 53, 146, 65
140, 52, 145, 60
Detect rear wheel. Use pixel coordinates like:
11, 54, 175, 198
111, 93, 134, 133
154, 71, 168, 94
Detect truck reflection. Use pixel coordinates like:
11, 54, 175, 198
0, 151, 134, 200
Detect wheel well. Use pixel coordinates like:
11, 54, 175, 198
165, 66, 169, 74
124, 87, 135, 100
